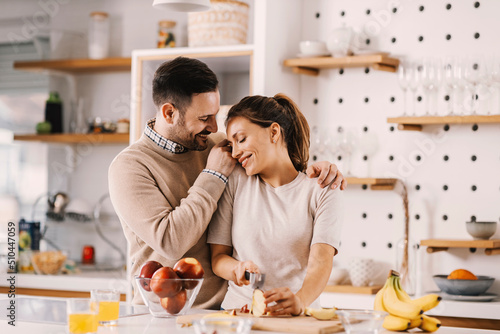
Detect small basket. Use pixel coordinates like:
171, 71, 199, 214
188, 0, 249, 47
31, 251, 67, 275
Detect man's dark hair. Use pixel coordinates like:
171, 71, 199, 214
152, 57, 219, 114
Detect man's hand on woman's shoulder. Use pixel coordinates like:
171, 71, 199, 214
306, 161, 347, 190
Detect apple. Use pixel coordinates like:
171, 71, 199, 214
150, 267, 182, 298
36, 121, 51, 134
138, 261, 163, 291
173, 257, 204, 289
160, 289, 187, 315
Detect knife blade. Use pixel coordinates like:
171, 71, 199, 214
244, 271, 266, 289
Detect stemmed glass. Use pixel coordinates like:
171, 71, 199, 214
421, 57, 442, 115
310, 126, 324, 162
463, 56, 485, 115
398, 60, 411, 116
358, 130, 379, 177
407, 61, 421, 116
491, 56, 500, 115
338, 127, 358, 177
443, 57, 457, 115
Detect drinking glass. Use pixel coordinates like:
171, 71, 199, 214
463, 56, 485, 115
338, 127, 357, 177
67, 298, 99, 334
407, 61, 421, 116
443, 57, 456, 115
491, 56, 500, 115
421, 57, 442, 115
397, 59, 411, 116
91, 289, 120, 326
358, 131, 378, 177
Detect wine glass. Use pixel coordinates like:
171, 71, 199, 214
443, 57, 456, 115
398, 59, 411, 116
421, 57, 442, 115
358, 130, 379, 177
491, 56, 500, 115
407, 61, 421, 116
463, 56, 485, 115
338, 127, 358, 177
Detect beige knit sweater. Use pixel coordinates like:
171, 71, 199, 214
108, 131, 227, 309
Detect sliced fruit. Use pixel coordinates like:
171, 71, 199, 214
308, 308, 337, 320
251, 289, 266, 317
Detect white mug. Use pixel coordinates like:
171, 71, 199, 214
348, 257, 375, 287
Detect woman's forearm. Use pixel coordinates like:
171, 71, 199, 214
212, 252, 240, 282
296, 243, 335, 308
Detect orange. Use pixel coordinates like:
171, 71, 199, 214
447, 269, 478, 280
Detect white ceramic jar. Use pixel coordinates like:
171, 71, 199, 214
88, 12, 110, 59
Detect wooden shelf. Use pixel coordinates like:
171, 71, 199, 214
346, 177, 398, 190
387, 115, 500, 131
421, 239, 500, 255
13, 57, 131, 74
324, 285, 383, 294
13, 133, 129, 144
283, 53, 399, 76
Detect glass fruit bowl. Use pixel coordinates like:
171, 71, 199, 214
192, 318, 254, 334
135, 276, 203, 317
336, 309, 387, 334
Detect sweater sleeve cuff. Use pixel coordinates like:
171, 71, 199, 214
202, 168, 228, 184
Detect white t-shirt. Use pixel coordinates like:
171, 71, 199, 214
207, 165, 343, 310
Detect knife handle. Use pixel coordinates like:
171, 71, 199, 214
244, 271, 250, 280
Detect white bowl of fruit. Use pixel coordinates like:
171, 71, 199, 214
135, 257, 204, 317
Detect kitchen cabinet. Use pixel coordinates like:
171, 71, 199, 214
387, 115, 500, 131
283, 53, 400, 76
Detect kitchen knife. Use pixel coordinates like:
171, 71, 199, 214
244, 271, 266, 289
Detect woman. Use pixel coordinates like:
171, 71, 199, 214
207, 93, 342, 316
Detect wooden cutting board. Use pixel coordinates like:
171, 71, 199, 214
176, 311, 344, 334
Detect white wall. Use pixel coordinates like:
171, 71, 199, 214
297, 0, 500, 296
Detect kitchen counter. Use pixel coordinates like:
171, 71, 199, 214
0, 296, 499, 334
0, 270, 128, 296
0, 295, 500, 334
321, 292, 500, 320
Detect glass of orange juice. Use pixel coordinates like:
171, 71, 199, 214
91, 289, 120, 326
67, 298, 99, 334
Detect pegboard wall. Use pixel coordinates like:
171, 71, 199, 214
297, 0, 500, 295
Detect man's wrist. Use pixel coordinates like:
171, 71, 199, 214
202, 168, 228, 184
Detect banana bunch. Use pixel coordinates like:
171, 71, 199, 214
374, 270, 442, 332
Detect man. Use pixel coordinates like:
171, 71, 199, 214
109, 57, 346, 309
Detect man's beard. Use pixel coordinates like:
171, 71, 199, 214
170, 120, 210, 151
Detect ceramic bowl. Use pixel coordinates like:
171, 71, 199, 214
433, 275, 494, 296
466, 221, 497, 240
135, 277, 203, 317
336, 309, 387, 334
192, 318, 254, 334
326, 26, 353, 57
299, 40, 329, 56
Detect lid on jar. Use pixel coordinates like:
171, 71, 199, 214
90, 11, 109, 18
159, 20, 176, 28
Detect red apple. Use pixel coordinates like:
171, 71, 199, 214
150, 267, 182, 298
139, 261, 163, 291
173, 257, 204, 289
160, 289, 187, 315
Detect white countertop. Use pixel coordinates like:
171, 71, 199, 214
0, 270, 129, 294
321, 292, 500, 320
0, 296, 499, 334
